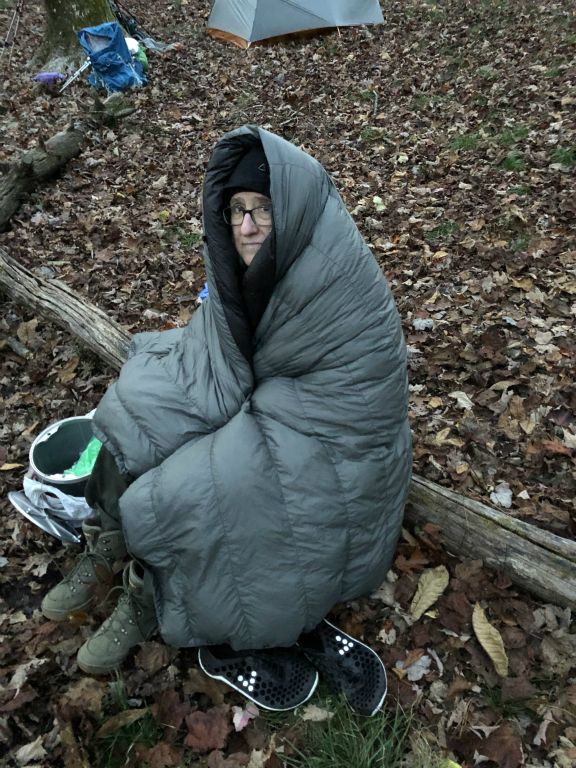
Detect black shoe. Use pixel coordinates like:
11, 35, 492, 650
197, 645, 319, 712
298, 619, 387, 717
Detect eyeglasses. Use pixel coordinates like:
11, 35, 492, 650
223, 204, 273, 226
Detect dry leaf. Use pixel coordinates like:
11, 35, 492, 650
96, 709, 149, 738
472, 603, 509, 677
184, 668, 228, 705
410, 565, 450, 620
57, 356, 80, 384
16, 319, 38, 346
15, 735, 47, 766
59, 678, 107, 720
232, 702, 258, 731
448, 391, 474, 410
59, 722, 91, 768
135, 641, 174, 674
300, 703, 335, 722
184, 705, 231, 752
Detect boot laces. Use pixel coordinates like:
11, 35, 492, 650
63, 550, 112, 586
97, 568, 146, 639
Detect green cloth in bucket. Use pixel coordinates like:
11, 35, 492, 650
63, 436, 102, 477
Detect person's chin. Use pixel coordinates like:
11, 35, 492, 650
241, 243, 262, 266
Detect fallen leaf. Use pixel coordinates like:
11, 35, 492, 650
300, 703, 335, 722
448, 391, 474, 410
410, 565, 450, 620
481, 722, 524, 768
232, 703, 259, 731
16, 319, 38, 346
207, 751, 250, 768
8, 659, 48, 690
59, 722, 91, 768
135, 641, 174, 674
58, 678, 107, 720
137, 741, 183, 768
434, 427, 464, 447
184, 705, 232, 752
562, 429, 576, 449
96, 709, 149, 738
490, 482, 513, 508
472, 604, 509, 677
184, 668, 228, 705
150, 689, 191, 734
57, 356, 79, 384
15, 735, 47, 765
404, 654, 432, 681
540, 440, 572, 455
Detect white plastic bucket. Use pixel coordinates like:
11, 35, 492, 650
29, 416, 95, 497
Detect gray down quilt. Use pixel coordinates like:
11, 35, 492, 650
93, 125, 411, 650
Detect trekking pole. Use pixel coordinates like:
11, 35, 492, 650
1, 0, 25, 62
58, 58, 91, 93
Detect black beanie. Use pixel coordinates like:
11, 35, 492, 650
224, 145, 270, 199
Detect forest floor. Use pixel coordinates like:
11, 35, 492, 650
0, 0, 575, 766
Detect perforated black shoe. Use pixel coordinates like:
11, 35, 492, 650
298, 619, 387, 717
197, 645, 319, 711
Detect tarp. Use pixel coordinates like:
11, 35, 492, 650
78, 21, 146, 93
207, 0, 383, 47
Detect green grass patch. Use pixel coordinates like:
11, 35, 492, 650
482, 685, 536, 719
411, 93, 451, 110
477, 65, 499, 81
509, 184, 530, 195
177, 229, 203, 248
551, 146, 576, 167
511, 234, 530, 252
94, 676, 163, 768
358, 89, 377, 103
425, 221, 460, 242
284, 698, 412, 768
500, 151, 527, 171
494, 125, 529, 146
359, 126, 386, 143
162, 225, 203, 248
450, 132, 482, 151
95, 712, 163, 768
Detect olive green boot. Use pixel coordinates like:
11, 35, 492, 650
77, 561, 157, 675
41, 523, 127, 621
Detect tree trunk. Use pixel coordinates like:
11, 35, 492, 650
1, 247, 574, 608
41, 0, 115, 65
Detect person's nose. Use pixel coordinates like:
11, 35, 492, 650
240, 211, 258, 235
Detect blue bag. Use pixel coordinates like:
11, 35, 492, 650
78, 22, 146, 94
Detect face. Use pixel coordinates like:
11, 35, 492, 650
229, 191, 273, 267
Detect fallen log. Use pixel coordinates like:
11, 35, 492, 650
0, 126, 84, 231
0, 248, 130, 369
0, 95, 137, 231
406, 476, 576, 608
2, 247, 574, 608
